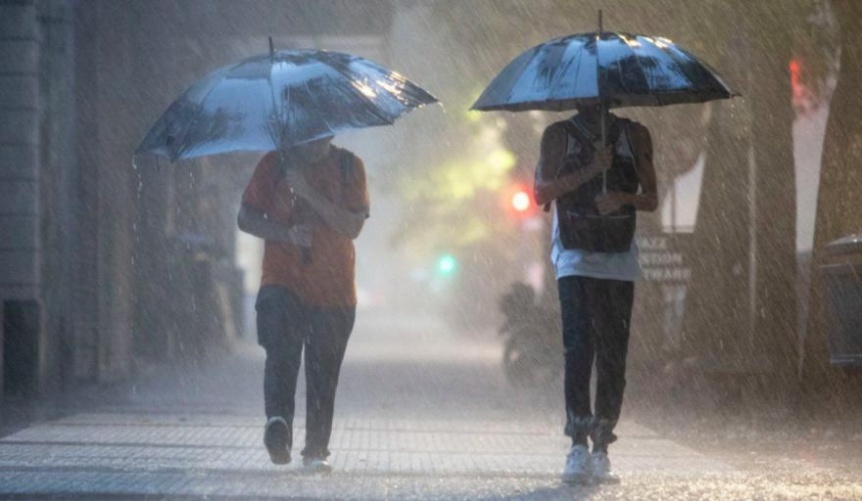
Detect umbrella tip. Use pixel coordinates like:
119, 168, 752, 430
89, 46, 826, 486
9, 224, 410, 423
269, 36, 274, 58
598, 9, 603, 32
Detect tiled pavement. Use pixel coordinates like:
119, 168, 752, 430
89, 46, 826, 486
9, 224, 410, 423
0, 314, 859, 500
0, 413, 737, 499
0, 413, 730, 477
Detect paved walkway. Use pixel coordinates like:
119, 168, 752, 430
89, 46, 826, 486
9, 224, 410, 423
0, 313, 859, 500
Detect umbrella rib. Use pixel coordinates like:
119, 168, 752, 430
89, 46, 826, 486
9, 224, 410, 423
652, 43, 693, 105
661, 45, 709, 96
171, 59, 248, 161
649, 44, 678, 105
268, 56, 280, 148
625, 36, 658, 104
269, 55, 288, 149
302, 79, 335, 133
566, 39, 586, 110
324, 60, 397, 125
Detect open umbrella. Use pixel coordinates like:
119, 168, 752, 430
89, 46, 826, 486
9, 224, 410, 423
471, 14, 735, 191
137, 44, 437, 162
471, 15, 735, 140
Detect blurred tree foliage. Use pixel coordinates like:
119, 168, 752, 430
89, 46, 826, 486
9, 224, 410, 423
390, 108, 517, 252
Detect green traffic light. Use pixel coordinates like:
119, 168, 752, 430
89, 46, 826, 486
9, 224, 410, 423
437, 254, 457, 275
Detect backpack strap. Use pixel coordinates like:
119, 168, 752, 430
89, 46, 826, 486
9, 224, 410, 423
562, 118, 595, 158
541, 120, 589, 213
557, 119, 596, 209
620, 119, 638, 172
339, 149, 353, 187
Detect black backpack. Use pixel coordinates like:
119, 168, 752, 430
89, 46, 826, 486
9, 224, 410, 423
555, 116, 640, 253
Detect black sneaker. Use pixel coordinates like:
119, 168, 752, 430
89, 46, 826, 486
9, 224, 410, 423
264, 417, 291, 465
302, 456, 332, 474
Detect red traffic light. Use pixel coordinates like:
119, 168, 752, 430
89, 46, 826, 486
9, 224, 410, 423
511, 190, 531, 212
503, 183, 536, 217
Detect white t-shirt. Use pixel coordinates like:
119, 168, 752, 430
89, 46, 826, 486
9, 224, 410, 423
550, 207, 642, 282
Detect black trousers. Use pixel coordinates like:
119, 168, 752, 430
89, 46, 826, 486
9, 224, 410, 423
256, 285, 355, 460
558, 276, 634, 450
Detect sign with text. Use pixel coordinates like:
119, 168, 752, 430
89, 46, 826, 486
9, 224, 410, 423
637, 235, 691, 283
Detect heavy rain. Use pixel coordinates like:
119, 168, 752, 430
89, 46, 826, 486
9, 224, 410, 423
1, 1, 861, 499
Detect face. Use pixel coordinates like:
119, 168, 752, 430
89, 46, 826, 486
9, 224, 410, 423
576, 103, 605, 124
290, 136, 333, 165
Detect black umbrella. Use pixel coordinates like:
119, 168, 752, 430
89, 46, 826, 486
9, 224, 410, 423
472, 13, 735, 145
472, 13, 735, 193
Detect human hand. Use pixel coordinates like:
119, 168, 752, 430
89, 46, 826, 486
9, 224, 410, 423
595, 192, 627, 215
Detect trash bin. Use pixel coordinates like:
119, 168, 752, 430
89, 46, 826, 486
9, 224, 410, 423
819, 234, 862, 367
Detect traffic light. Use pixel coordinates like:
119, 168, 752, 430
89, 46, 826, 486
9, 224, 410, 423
436, 253, 457, 277
511, 189, 532, 214
503, 182, 537, 218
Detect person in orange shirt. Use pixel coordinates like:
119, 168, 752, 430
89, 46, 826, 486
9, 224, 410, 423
237, 136, 369, 473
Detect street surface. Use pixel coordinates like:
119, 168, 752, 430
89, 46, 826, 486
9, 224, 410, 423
1, 313, 860, 500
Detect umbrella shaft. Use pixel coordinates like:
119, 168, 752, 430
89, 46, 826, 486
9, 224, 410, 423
601, 102, 607, 193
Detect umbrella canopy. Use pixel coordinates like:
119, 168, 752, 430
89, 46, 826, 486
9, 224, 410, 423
471, 31, 735, 112
137, 49, 437, 162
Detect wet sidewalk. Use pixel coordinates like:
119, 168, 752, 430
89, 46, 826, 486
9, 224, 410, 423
0, 313, 859, 500
0, 414, 733, 499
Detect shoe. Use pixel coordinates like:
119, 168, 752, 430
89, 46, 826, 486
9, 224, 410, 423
561, 444, 591, 484
588, 451, 620, 484
302, 457, 333, 474
263, 417, 291, 465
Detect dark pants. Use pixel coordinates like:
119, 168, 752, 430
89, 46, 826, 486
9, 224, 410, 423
558, 276, 634, 452
256, 285, 355, 460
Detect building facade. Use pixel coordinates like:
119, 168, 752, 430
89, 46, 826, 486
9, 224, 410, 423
0, 0, 393, 400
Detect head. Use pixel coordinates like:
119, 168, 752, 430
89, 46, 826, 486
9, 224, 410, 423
287, 136, 334, 165
575, 102, 609, 124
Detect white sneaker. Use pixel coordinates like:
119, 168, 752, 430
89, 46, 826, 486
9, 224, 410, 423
588, 451, 620, 484
561, 444, 591, 484
302, 457, 333, 474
